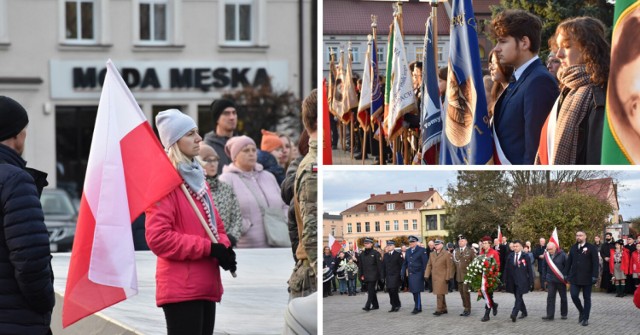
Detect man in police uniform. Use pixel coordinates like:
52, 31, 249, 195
359, 237, 381, 311
401, 235, 429, 314
453, 235, 476, 316
382, 240, 403, 312
289, 89, 318, 299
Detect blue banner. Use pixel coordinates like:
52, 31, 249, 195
420, 16, 443, 165
371, 34, 383, 120
440, 0, 493, 165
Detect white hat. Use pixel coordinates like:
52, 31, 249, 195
155, 109, 197, 149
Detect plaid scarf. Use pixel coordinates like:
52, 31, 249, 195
552, 65, 593, 164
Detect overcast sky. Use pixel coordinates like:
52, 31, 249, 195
322, 169, 640, 220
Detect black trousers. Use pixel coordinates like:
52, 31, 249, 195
365, 280, 379, 309
162, 300, 216, 335
546, 282, 568, 318
511, 289, 527, 317
387, 287, 400, 308
570, 284, 592, 320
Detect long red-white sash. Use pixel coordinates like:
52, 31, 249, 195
481, 271, 492, 309
544, 251, 567, 284
492, 126, 512, 165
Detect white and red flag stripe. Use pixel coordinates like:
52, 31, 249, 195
480, 271, 492, 309
497, 225, 503, 244
328, 234, 341, 257
63, 60, 182, 327
544, 227, 567, 284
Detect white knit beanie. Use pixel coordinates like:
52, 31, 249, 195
155, 109, 197, 149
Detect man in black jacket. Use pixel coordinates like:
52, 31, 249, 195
359, 237, 381, 311
600, 232, 615, 293
533, 237, 547, 291
566, 231, 599, 327
382, 240, 403, 312
503, 240, 535, 322
542, 241, 568, 321
0, 96, 55, 335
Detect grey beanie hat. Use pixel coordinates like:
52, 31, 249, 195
155, 109, 197, 149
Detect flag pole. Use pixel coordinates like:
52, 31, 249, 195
362, 34, 373, 165
372, 14, 384, 165
348, 42, 355, 160
430, 0, 441, 164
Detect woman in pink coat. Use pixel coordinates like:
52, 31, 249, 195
219, 135, 288, 248
146, 109, 235, 335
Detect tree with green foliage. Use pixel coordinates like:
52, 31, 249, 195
490, 0, 614, 58
391, 235, 409, 247
446, 171, 514, 244
512, 191, 613, 252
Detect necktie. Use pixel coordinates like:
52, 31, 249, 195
515, 253, 519, 265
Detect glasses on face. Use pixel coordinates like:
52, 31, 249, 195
203, 158, 219, 165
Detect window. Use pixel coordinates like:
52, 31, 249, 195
375, 221, 380, 232
367, 205, 376, 212
220, 0, 262, 46
415, 47, 424, 62
347, 223, 352, 233
394, 220, 399, 231
64, 0, 96, 43
365, 222, 370, 233
356, 222, 361, 233
426, 215, 438, 230
403, 220, 409, 231
349, 46, 360, 63
386, 203, 395, 211
438, 46, 444, 62
412, 219, 418, 230
377, 46, 384, 63
331, 228, 336, 236
385, 221, 390, 231
326, 46, 339, 63
0, 0, 9, 45
405, 202, 414, 210
139, 0, 167, 43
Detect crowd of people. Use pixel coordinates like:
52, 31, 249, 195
330, 10, 626, 165
324, 230, 640, 327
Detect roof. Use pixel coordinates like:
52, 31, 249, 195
561, 177, 618, 210
341, 189, 436, 214
324, 0, 450, 36
323, 213, 343, 220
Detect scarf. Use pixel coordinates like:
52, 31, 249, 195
177, 160, 218, 236
552, 65, 594, 164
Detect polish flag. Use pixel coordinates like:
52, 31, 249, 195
497, 226, 503, 244
328, 234, 341, 257
545, 227, 567, 284
353, 240, 359, 254
63, 60, 182, 327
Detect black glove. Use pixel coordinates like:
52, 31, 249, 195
221, 247, 237, 273
210, 243, 229, 262
591, 277, 597, 285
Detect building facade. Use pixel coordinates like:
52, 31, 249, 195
341, 188, 442, 249
419, 191, 448, 241
0, 0, 315, 198
322, 212, 343, 245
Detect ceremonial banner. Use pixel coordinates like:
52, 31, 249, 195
329, 234, 341, 257
358, 37, 373, 130
323, 78, 333, 164
371, 30, 384, 122
420, 16, 443, 165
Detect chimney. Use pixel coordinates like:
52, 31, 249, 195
429, 187, 434, 191
386, 191, 391, 195
370, 193, 375, 198
398, 190, 403, 194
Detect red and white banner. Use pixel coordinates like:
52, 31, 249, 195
545, 227, 567, 284
480, 271, 492, 309
328, 234, 341, 257
497, 225, 503, 244
63, 60, 182, 327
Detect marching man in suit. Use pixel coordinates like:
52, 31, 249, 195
490, 9, 559, 164
401, 235, 429, 314
359, 237, 381, 311
382, 240, 403, 312
424, 240, 454, 316
566, 230, 599, 326
503, 240, 535, 322
453, 235, 476, 316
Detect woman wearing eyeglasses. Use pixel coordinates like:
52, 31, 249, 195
199, 143, 242, 246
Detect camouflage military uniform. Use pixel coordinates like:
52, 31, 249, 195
288, 139, 318, 299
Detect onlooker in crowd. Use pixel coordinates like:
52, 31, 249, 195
438, 67, 448, 104
480, 236, 501, 322
594, 235, 604, 287
566, 230, 599, 327
536, 16, 609, 165
600, 232, 615, 293
288, 90, 318, 300
487, 49, 515, 120
278, 133, 294, 170
359, 237, 381, 311
335, 252, 348, 295
402, 235, 429, 314
503, 240, 535, 323
258, 129, 286, 185
219, 136, 288, 248
281, 130, 309, 261
631, 243, 640, 289
323, 262, 334, 298
533, 238, 548, 291
425, 240, 435, 292
345, 257, 359, 296
199, 143, 242, 245
495, 237, 508, 290
0, 96, 55, 334
322, 247, 336, 297
546, 51, 562, 80
204, 99, 238, 174
446, 242, 457, 292
453, 235, 476, 316
522, 245, 534, 264
491, 9, 559, 164
382, 240, 403, 312
610, 239, 630, 297
624, 236, 637, 294
147, 109, 234, 335
425, 240, 454, 316
542, 241, 568, 321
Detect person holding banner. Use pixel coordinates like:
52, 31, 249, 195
542, 241, 568, 321
146, 109, 235, 335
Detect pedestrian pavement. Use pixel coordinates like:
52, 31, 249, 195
329, 148, 379, 165
322, 288, 640, 334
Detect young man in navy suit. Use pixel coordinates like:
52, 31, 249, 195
382, 240, 403, 312
491, 10, 559, 164
502, 240, 534, 322
566, 231, 599, 327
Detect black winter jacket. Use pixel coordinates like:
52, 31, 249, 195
0, 144, 55, 334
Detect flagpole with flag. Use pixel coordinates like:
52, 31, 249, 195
601, 0, 640, 164
440, 0, 493, 165
545, 227, 567, 284
323, 78, 333, 165
328, 234, 341, 257
63, 60, 182, 327
497, 225, 502, 244
420, 14, 443, 165
370, 14, 385, 165
358, 36, 373, 164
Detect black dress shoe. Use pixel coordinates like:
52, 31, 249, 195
541, 316, 554, 321
511, 314, 517, 322
518, 313, 527, 319
492, 303, 499, 316
460, 311, 470, 316
433, 311, 443, 316
371, 307, 379, 310
362, 307, 370, 311
442, 310, 448, 314
561, 315, 567, 320
388, 308, 395, 312
582, 319, 589, 326
411, 309, 419, 314
578, 313, 584, 323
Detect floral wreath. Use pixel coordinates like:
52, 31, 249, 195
464, 255, 501, 304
